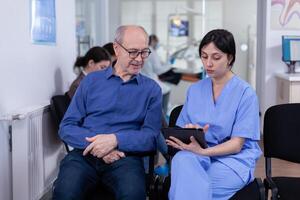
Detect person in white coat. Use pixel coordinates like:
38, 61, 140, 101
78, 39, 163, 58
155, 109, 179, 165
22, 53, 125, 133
142, 34, 171, 114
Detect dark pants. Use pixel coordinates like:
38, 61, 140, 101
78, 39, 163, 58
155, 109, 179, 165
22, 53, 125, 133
52, 149, 146, 200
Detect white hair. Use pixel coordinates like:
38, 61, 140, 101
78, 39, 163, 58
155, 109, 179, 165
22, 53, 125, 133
114, 25, 148, 44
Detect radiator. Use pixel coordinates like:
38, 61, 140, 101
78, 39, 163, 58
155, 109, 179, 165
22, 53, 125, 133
0, 119, 12, 200
7, 104, 65, 200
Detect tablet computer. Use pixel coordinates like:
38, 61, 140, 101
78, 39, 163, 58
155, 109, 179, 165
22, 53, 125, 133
162, 127, 207, 155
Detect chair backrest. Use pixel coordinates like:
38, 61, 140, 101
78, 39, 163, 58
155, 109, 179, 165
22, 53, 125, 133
50, 94, 71, 128
263, 103, 300, 163
169, 105, 183, 127
50, 94, 71, 152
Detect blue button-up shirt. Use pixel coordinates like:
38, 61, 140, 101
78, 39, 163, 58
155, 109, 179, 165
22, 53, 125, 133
59, 67, 162, 152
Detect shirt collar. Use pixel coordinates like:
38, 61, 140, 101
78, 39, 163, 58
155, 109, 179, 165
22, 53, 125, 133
105, 66, 114, 79
82, 70, 88, 76
105, 66, 141, 84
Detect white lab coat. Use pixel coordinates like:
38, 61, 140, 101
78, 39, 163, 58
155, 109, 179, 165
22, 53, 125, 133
142, 47, 171, 95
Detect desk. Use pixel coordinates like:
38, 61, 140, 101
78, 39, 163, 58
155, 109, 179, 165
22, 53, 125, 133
276, 73, 300, 104
173, 66, 203, 82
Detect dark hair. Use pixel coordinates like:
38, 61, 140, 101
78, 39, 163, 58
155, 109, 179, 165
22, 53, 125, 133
102, 42, 115, 56
74, 46, 111, 69
199, 29, 236, 67
149, 34, 158, 45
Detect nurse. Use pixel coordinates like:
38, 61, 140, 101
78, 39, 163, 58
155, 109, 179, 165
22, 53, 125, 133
166, 29, 262, 200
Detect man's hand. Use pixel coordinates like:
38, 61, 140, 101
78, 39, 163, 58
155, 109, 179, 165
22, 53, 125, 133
102, 150, 125, 164
83, 134, 118, 158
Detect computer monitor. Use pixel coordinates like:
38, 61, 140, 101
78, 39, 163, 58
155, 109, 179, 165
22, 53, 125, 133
169, 18, 189, 37
282, 35, 300, 62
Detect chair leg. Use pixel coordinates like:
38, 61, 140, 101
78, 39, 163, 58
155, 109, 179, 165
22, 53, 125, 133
271, 187, 279, 200
264, 188, 268, 200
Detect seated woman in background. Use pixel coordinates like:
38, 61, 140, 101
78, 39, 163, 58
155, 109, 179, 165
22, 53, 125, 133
103, 42, 117, 65
67, 46, 111, 98
166, 29, 262, 200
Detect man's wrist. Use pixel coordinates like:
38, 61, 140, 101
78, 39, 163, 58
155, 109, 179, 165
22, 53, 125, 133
112, 134, 118, 148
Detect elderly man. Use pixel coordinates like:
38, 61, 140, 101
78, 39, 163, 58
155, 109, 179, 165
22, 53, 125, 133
53, 25, 162, 200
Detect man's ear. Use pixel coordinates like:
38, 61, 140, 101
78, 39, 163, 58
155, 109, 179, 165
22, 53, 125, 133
113, 42, 119, 57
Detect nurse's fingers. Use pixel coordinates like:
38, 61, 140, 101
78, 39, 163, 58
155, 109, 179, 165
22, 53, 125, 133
166, 139, 183, 150
184, 123, 194, 128
185, 123, 202, 129
202, 124, 209, 133
169, 136, 187, 147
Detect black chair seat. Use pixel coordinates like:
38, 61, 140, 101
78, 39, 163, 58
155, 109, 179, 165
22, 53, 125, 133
230, 178, 264, 200
271, 177, 300, 200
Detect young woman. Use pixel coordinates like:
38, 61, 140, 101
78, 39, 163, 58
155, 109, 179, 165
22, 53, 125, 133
67, 46, 111, 98
166, 29, 261, 200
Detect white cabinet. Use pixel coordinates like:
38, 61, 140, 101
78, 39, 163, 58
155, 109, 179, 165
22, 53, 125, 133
276, 73, 300, 104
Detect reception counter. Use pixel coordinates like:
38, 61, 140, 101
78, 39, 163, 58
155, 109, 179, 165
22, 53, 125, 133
276, 73, 300, 104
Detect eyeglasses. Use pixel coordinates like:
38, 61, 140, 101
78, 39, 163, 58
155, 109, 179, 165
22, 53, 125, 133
116, 41, 151, 59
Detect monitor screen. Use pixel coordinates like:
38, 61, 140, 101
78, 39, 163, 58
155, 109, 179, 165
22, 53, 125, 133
282, 35, 300, 62
169, 18, 189, 37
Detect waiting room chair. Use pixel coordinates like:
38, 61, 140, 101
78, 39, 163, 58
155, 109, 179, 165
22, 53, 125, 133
50, 94, 158, 200
161, 105, 265, 200
50, 94, 71, 152
263, 104, 300, 200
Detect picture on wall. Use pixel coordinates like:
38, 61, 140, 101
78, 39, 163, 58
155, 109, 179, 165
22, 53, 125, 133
30, 0, 56, 44
271, 0, 300, 30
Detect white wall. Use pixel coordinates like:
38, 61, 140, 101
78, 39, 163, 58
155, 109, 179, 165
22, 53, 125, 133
0, 0, 76, 116
256, 0, 300, 116
77, 0, 120, 46
0, 121, 12, 200
0, 1, 76, 199
223, 0, 257, 81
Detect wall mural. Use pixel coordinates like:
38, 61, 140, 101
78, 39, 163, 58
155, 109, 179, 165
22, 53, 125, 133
271, 0, 300, 29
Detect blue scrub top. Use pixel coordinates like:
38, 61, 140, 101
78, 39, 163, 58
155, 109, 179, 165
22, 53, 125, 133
177, 75, 262, 183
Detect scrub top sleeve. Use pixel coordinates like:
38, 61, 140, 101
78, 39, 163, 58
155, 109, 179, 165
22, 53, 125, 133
231, 88, 260, 140
176, 87, 192, 127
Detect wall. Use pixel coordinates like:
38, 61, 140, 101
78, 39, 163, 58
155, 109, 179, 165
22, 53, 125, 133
0, 0, 76, 116
76, 0, 120, 47
0, 0, 76, 199
223, 0, 257, 81
256, 0, 300, 116
0, 121, 12, 200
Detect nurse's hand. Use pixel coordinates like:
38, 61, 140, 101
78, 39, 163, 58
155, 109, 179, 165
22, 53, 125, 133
166, 136, 207, 155
184, 123, 209, 133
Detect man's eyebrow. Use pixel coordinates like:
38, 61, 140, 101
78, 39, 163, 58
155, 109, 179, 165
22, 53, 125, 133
127, 48, 139, 51
127, 48, 149, 51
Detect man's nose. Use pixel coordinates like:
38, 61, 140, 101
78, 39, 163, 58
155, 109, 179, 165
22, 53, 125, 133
134, 53, 143, 61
